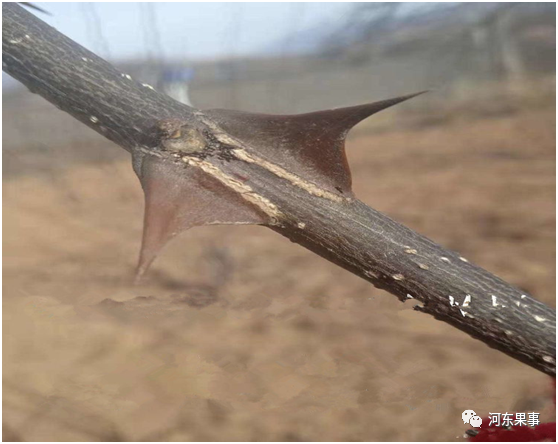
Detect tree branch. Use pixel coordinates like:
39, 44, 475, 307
3, 3, 555, 376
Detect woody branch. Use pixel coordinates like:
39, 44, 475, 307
3, 3, 555, 376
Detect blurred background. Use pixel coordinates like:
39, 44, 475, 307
3, 2, 556, 441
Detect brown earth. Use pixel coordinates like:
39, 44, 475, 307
3, 106, 556, 441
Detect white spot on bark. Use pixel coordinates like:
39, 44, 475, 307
89, 116, 99, 123
543, 356, 555, 364
418, 263, 429, 270
9, 38, 23, 44
122, 73, 132, 80
534, 315, 546, 323
406, 294, 414, 299
405, 248, 417, 254
364, 270, 379, 279
491, 295, 505, 307
81, 57, 90, 62
392, 273, 405, 281
297, 222, 306, 229
459, 309, 468, 317
142, 83, 155, 90
521, 294, 527, 299
448, 295, 456, 306
515, 301, 521, 307
25, 34, 31, 39
440, 257, 451, 263
459, 256, 468, 262
504, 330, 513, 336
462, 295, 472, 307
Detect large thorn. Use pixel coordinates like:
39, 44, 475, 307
206, 92, 427, 195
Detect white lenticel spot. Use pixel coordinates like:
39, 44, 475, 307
463, 295, 472, 307
406, 294, 414, 299
142, 83, 155, 90
405, 248, 417, 254
297, 222, 306, 229
440, 257, 451, 263
534, 315, 546, 322
418, 263, 429, 270
459, 256, 468, 262
543, 356, 555, 363
392, 273, 405, 281
521, 294, 527, 299
89, 116, 99, 123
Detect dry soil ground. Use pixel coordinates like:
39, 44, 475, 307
3, 105, 556, 441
